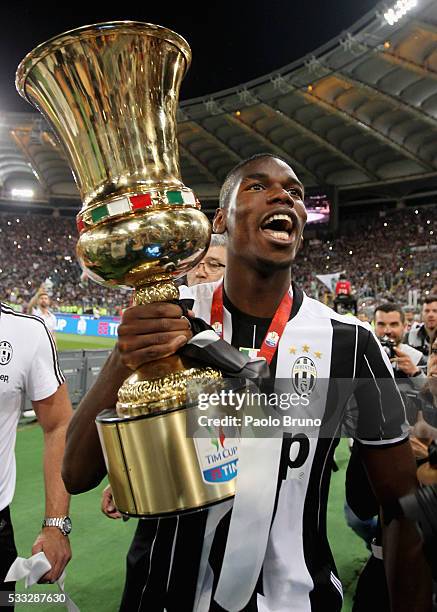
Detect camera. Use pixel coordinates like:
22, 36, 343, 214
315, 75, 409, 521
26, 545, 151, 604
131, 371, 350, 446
379, 335, 397, 360
399, 481, 437, 579
397, 442, 437, 579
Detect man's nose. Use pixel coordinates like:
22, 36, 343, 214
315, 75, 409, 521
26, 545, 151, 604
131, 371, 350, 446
195, 264, 207, 277
267, 188, 293, 206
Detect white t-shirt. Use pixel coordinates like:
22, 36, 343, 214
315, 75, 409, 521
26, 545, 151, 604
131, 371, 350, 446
32, 307, 57, 333
0, 303, 64, 511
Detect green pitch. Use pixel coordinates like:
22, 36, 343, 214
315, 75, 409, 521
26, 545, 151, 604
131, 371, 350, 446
56, 333, 116, 352
11, 430, 366, 611
12, 425, 136, 611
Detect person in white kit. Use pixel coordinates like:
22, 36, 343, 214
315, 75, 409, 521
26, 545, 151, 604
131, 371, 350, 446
27, 286, 57, 336
63, 154, 432, 612
0, 303, 72, 593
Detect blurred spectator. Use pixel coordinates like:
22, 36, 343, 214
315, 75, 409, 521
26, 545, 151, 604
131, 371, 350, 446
334, 273, 357, 315
28, 285, 57, 334
186, 234, 227, 287
408, 295, 437, 357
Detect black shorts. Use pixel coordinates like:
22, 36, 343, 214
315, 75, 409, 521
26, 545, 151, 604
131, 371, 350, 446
0, 506, 18, 604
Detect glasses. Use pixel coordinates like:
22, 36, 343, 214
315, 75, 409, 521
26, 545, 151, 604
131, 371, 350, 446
196, 260, 226, 274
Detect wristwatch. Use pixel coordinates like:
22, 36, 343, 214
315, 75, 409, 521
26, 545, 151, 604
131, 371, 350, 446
42, 516, 72, 536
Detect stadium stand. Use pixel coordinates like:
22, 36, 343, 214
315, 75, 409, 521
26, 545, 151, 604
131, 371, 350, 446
1, 205, 435, 313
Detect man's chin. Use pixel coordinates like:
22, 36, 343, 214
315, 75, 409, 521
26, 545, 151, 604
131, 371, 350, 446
254, 254, 294, 273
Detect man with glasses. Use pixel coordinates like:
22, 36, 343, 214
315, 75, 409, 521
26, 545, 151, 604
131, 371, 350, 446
186, 234, 226, 287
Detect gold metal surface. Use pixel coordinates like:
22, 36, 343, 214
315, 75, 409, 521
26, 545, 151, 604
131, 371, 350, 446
117, 365, 222, 416
16, 21, 211, 290
96, 407, 236, 517
133, 280, 179, 305
16, 22, 229, 517
75, 206, 211, 289
16, 21, 190, 208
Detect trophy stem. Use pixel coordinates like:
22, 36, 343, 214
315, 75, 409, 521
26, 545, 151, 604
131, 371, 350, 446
133, 277, 179, 305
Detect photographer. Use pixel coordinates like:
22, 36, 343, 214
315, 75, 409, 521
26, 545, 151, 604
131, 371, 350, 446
348, 331, 437, 611
374, 303, 427, 389
408, 296, 437, 358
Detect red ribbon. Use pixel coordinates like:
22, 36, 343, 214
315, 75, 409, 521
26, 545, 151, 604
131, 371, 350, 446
210, 283, 292, 365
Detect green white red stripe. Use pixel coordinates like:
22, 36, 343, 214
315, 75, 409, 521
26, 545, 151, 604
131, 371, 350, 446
76, 190, 198, 233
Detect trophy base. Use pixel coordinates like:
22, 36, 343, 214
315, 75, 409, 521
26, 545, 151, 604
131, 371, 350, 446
96, 354, 239, 517
96, 403, 237, 517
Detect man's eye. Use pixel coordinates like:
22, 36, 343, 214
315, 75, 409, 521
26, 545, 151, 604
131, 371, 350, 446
248, 183, 264, 191
287, 188, 302, 197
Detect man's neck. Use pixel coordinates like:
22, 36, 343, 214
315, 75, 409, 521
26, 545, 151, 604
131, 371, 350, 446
224, 259, 292, 318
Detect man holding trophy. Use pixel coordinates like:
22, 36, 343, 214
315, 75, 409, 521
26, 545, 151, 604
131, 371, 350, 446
16, 21, 432, 612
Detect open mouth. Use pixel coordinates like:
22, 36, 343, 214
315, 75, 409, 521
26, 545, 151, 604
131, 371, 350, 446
260, 213, 294, 242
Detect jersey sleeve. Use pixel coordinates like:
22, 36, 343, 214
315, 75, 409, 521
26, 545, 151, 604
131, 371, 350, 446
352, 329, 409, 446
26, 322, 65, 402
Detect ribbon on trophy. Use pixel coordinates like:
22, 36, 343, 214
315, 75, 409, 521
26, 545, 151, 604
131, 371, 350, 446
184, 297, 291, 611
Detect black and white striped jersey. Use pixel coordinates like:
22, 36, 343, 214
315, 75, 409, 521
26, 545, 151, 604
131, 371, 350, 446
0, 303, 64, 511
122, 283, 407, 612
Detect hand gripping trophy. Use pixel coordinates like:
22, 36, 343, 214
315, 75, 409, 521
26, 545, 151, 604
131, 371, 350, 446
16, 22, 236, 517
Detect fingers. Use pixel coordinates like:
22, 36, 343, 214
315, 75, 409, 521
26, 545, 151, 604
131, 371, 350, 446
120, 335, 189, 370
122, 303, 184, 322
115, 302, 193, 369
119, 316, 191, 337
118, 330, 192, 353
33, 531, 72, 584
101, 486, 122, 519
38, 547, 71, 583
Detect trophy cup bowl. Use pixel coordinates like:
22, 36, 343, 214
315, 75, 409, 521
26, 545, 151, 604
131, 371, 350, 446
16, 21, 237, 516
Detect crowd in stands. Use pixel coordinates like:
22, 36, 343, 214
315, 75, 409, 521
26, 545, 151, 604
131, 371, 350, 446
0, 204, 435, 316
294, 204, 437, 312
0, 213, 128, 314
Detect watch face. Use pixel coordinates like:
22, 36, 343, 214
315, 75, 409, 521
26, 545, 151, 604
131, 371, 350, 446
62, 517, 72, 534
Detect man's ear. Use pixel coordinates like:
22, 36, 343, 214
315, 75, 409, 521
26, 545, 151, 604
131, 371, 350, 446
298, 235, 304, 252
213, 208, 227, 234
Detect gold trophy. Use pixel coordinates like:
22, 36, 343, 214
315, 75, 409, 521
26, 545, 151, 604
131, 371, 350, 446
16, 22, 237, 516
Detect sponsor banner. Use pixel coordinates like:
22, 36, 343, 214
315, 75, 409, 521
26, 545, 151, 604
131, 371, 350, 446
54, 313, 121, 338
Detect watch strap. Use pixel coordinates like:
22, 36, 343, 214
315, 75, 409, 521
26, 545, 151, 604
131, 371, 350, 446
42, 516, 71, 535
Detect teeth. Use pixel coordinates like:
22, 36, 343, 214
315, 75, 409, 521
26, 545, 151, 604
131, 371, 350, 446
261, 213, 293, 230
270, 214, 291, 222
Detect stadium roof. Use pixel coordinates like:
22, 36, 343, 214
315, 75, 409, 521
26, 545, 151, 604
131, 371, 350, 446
1, 0, 437, 215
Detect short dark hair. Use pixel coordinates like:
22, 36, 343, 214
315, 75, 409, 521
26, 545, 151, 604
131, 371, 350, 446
374, 303, 405, 324
219, 153, 292, 209
423, 295, 437, 305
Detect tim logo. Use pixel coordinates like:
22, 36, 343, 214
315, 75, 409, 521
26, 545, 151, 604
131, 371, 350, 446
292, 356, 317, 394
0, 341, 13, 366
